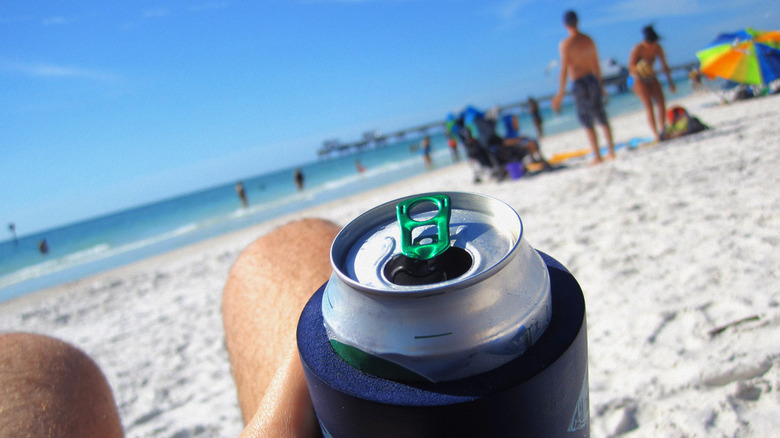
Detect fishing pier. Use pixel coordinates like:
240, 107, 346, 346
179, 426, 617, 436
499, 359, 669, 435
317, 61, 699, 159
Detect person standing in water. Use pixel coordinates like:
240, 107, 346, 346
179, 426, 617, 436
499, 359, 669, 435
8, 223, 18, 246
552, 10, 615, 165
236, 182, 248, 208
629, 25, 676, 143
294, 168, 305, 191
355, 159, 367, 173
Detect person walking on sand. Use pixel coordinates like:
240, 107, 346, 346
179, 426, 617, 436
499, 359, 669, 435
420, 135, 433, 170
629, 25, 676, 143
552, 10, 615, 165
527, 96, 543, 138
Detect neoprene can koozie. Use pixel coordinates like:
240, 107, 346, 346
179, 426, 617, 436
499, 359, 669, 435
297, 192, 589, 437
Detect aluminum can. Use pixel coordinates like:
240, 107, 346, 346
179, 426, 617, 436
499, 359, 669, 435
321, 192, 552, 382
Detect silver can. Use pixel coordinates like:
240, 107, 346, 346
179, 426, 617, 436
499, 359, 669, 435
322, 192, 551, 382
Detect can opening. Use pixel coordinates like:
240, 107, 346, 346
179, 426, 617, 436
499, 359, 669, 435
383, 246, 473, 286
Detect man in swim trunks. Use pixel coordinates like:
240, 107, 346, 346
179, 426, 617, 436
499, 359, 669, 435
552, 10, 615, 164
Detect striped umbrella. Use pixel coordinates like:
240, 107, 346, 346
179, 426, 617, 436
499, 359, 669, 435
696, 28, 780, 85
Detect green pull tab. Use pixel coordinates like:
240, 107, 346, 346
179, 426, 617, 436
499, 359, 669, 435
396, 194, 451, 260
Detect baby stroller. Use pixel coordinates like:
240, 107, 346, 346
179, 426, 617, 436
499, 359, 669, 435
453, 107, 530, 182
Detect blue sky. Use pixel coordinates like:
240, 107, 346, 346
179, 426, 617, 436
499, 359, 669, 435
1, 0, 777, 236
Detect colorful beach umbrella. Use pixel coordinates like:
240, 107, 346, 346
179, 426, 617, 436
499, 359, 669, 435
696, 28, 780, 85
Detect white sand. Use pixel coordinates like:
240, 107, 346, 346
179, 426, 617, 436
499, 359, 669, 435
1, 91, 778, 437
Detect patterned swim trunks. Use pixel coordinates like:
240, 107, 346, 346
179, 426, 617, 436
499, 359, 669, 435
573, 74, 608, 128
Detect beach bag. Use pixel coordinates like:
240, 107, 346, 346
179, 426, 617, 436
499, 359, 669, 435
661, 106, 709, 140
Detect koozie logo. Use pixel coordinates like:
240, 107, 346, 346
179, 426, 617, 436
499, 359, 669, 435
568, 370, 590, 432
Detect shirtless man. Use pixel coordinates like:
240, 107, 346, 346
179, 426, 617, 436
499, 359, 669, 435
552, 10, 615, 164
629, 25, 676, 142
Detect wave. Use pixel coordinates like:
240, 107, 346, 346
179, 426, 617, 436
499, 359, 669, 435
0, 149, 434, 297
0, 243, 111, 290
0, 222, 205, 291
234, 156, 424, 219
116, 223, 201, 253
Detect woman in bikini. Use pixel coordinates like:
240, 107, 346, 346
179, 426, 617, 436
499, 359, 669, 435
629, 25, 676, 142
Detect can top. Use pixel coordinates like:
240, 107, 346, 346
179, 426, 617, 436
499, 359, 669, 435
323, 192, 552, 381
330, 192, 523, 294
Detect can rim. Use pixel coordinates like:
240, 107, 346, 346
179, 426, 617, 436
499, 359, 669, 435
329, 191, 523, 296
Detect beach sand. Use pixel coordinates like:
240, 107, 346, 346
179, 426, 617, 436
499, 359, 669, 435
1, 91, 778, 437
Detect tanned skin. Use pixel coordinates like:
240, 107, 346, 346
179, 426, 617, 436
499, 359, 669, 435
552, 16, 615, 164
629, 39, 676, 142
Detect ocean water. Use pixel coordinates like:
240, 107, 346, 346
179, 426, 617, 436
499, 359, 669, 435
0, 79, 693, 302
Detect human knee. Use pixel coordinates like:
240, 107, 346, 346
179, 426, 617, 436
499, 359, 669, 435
223, 218, 341, 303
222, 218, 341, 422
222, 217, 342, 342
0, 332, 123, 437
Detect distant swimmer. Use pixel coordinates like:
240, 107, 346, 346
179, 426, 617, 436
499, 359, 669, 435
294, 168, 304, 191
355, 159, 367, 173
552, 10, 615, 165
38, 239, 49, 254
235, 181, 248, 208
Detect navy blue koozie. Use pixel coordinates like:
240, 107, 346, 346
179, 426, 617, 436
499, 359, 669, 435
297, 251, 589, 438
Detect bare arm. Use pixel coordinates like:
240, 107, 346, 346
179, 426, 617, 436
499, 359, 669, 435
628, 45, 640, 77
552, 42, 569, 112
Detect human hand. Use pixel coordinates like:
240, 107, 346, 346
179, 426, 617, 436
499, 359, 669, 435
669, 82, 677, 94
551, 94, 563, 113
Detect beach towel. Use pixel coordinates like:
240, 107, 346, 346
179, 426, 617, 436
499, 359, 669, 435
548, 137, 653, 165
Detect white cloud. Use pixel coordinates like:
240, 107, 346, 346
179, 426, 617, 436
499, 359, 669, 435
42, 16, 75, 26
606, 0, 703, 21
190, 2, 231, 11
0, 15, 34, 25
484, 0, 539, 34
495, 0, 534, 21
1, 60, 120, 82
295, 0, 390, 4
598, 0, 775, 26
143, 8, 170, 18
